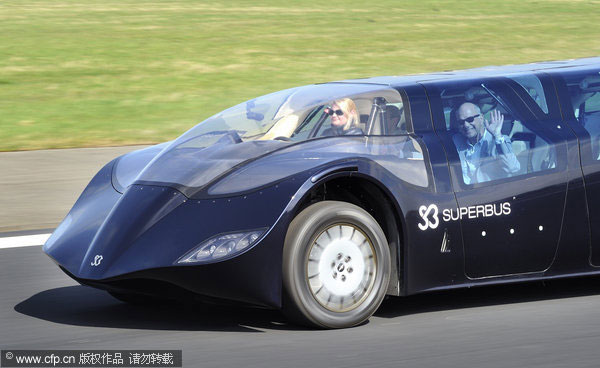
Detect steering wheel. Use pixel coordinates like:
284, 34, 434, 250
215, 130, 243, 144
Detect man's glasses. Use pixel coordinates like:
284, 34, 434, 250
458, 114, 481, 124
325, 108, 344, 116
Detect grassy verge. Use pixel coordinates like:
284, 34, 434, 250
1, 0, 599, 150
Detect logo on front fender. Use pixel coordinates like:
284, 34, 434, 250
418, 204, 439, 230
90, 255, 103, 267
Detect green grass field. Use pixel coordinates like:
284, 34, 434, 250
1, 0, 600, 151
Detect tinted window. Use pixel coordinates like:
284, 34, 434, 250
558, 70, 600, 159
509, 74, 549, 114
439, 78, 556, 185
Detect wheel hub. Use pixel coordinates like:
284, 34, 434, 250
307, 224, 377, 312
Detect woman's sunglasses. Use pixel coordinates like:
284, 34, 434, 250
325, 108, 344, 116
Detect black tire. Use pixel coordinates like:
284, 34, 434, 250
282, 201, 391, 329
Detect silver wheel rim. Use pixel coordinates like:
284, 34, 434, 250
306, 223, 377, 312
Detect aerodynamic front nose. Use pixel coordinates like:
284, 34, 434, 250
76, 185, 187, 279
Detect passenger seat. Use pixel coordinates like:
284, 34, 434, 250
509, 121, 532, 175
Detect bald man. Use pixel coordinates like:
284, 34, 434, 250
452, 102, 520, 184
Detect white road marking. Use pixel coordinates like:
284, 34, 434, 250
0, 233, 52, 249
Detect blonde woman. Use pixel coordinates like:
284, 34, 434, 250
322, 98, 362, 136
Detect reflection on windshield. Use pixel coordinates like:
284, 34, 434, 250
208, 136, 428, 196
133, 83, 404, 191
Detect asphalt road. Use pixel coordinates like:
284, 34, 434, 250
2, 241, 600, 368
